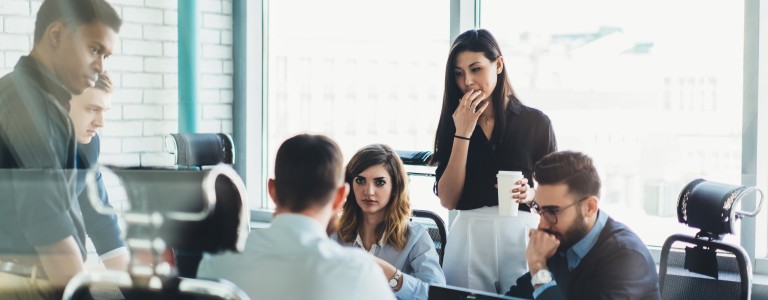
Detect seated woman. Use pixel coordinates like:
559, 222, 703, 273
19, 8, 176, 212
333, 144, 445, 300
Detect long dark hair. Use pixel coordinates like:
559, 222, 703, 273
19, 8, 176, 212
432, 29, 521, 166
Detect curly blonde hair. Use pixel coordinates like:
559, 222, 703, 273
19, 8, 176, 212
338, 144, 411, 249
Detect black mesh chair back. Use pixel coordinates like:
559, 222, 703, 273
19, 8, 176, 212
659, 234, 750, 300
657, 178, 763, 300
166, 133, 235, 169
87, 165, 250, 253
64, 271, 249, 300
164, 133, 239, 276
63, 164, 251, 300
411, 209, 447, 266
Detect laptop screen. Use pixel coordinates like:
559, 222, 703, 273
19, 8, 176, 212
428, 285, 527, 300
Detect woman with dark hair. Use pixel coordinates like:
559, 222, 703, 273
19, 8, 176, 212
433, 29, 557, 293
333, 144, 445, 300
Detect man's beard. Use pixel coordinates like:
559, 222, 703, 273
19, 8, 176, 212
542, 210, 590, 251
558, 220, 589, 251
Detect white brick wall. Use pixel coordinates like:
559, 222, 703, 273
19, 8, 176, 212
122, 73, 163, 88
163, 10, 177, 26
144, 57, 177, 73
5, 16, 34, 33
200, 29, 220, 44
202, 44, 231, 59
118, 23, 142, 39
144, 88, 178, 103
121, 7, 163, 25
112, 88, 143, 104
199, 89, 222, 103
0, 0, 235, 168
121, 40, 163, 56
0, 1, 30, 16
0, 34, 29, 50
202, 13, 230, 30
144, 0, 174, 9
109, 0, 143, 6
143, 25, 176, 41
199, 0, 222, 13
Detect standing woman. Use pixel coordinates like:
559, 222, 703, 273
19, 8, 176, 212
333, 144, 445, 300
433, 29, 557, 293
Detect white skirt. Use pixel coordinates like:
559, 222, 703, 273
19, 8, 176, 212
443, 206, 540, 294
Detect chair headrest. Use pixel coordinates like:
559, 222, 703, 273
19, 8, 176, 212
396, 150, 433, 166
166, 133, 235, 167
677, 179, 763, 237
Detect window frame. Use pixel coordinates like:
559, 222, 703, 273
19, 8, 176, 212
244, 0, 768, 273
745, 0, 768, 273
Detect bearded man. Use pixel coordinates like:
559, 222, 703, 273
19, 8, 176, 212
505, 151, 660, 300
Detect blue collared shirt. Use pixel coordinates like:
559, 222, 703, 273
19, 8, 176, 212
533, 210, 608, 298
332, 223, 446, 300
198, 214, 395, 300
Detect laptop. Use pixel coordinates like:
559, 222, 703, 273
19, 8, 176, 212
428, 284, 528, 300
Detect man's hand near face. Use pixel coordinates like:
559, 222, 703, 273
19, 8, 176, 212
526, 229, 560, 276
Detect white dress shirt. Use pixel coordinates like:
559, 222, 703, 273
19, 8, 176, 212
198, 213, 395, 300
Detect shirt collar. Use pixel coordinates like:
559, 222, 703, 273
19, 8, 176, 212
15, 56, 72, 109
353, 232, 386, 253
566, 209, 608, 270
506, 97, 522, 115
270, 213, 328, 238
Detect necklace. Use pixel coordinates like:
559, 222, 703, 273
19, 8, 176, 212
483, 116, 494, 126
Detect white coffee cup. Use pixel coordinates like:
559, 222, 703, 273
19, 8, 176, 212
497, 171, 524, 216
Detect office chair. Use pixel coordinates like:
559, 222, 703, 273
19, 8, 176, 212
658, 178, 763, 300
397, 150, 447, 266
166, 133, 235, 169
165, 133, 236, 276
397, 150, 435, 177
411, 209, 448, 266
63, 164, 251, 300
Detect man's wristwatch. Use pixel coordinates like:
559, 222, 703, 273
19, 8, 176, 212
389, 269, 403, 288
531, 269, 553, 287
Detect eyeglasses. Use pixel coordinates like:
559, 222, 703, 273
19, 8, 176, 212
530, 196, 590, 225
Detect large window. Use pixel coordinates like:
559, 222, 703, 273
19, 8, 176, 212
265, 0, 450, 219
481, 0, 745, 246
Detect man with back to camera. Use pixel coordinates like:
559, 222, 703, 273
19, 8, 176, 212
0, 0, 120, 297
197, 134, 396, 300
505, 151, 660, 300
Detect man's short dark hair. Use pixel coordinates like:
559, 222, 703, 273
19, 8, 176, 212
533, 150, 601, 198
34, 0, 122, 43
273, 134, 344, 212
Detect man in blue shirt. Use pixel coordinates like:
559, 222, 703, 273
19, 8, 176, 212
505, 151, 660, 300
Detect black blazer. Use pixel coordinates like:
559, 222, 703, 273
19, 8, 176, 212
506, 216, 660, 300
